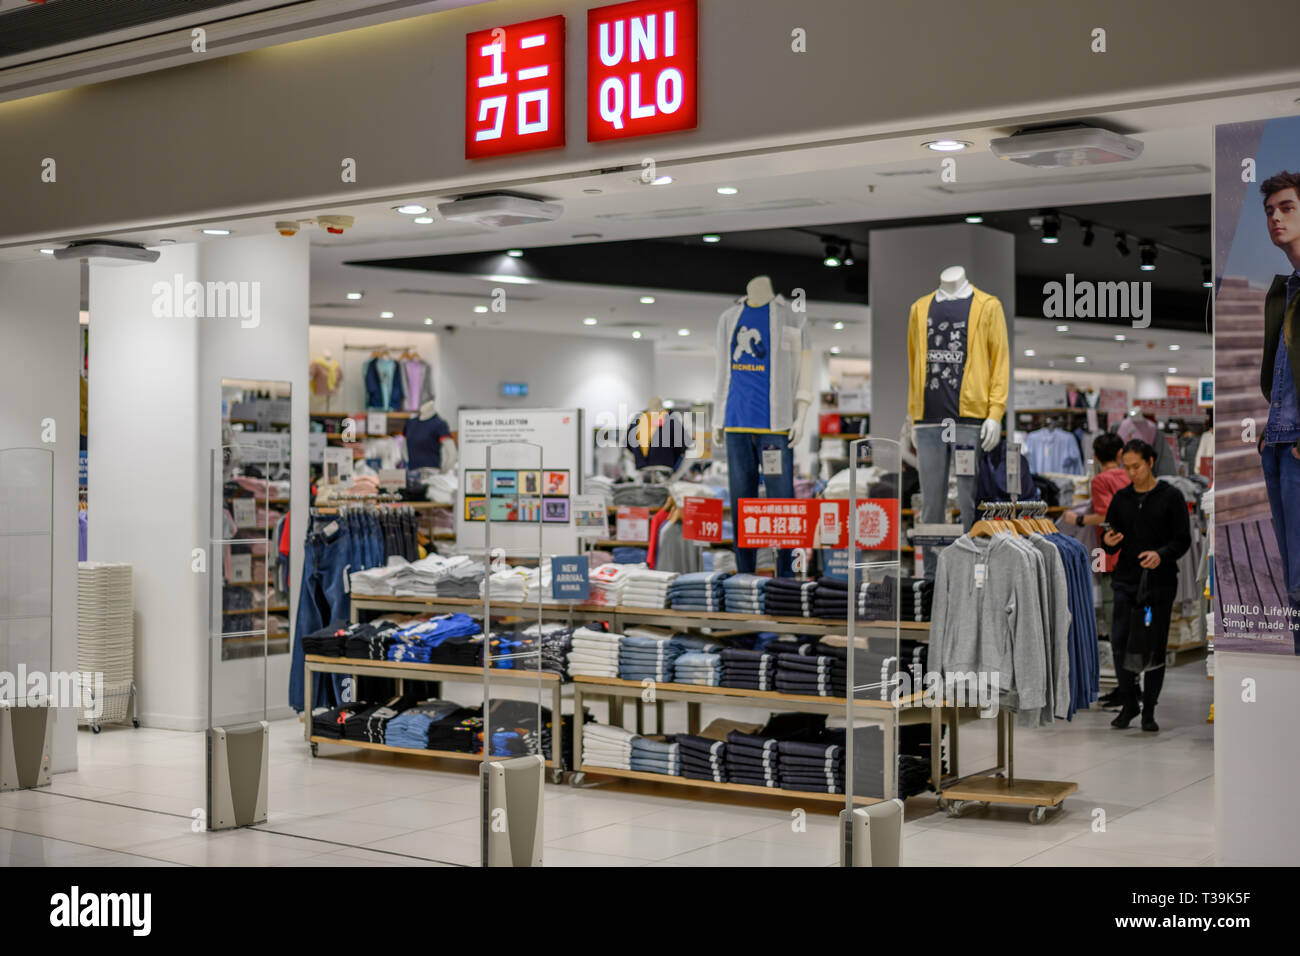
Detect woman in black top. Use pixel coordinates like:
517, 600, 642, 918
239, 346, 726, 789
1100, 439, 1192, 732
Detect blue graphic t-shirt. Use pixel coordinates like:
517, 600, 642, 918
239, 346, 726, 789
921, 297, 977, 425
725, 304, 771, 429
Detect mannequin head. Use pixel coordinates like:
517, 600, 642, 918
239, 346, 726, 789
939, 266, 967, 293
647, 396, 665, 412
419, 400, 437, 420
746, 275, 775, 307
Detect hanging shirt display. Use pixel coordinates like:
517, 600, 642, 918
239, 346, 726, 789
724, 304, 773, 431
1024, 426, 1084, 474
921, 297, 976, 425
403, 414, 452, 470
627, 409, 691, 471
309, 356, 343, 397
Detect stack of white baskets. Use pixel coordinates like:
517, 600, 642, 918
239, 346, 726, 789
76, 562, 136, 732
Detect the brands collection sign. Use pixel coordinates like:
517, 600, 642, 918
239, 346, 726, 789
465, 0, 698, 158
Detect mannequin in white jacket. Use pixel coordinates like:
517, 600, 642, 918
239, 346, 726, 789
713, 275, 813, 578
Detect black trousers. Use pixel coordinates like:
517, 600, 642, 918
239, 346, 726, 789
1111, 582, 1175, 709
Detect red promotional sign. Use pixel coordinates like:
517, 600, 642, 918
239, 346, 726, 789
587, 0, 697, 142
736, 499, 816, 549
1097, 388, 1130, 415
615, 505, 650, 542
817, 499, 900, 551
682, 496, 723, 542
1135, 396, 1202, 419
1166, 384, 1192, 398
465, 15, 566, 159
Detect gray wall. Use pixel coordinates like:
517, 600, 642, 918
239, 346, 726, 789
868, 224, 1016, 439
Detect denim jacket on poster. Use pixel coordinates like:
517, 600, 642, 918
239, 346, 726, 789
1260, 273, 1300, 447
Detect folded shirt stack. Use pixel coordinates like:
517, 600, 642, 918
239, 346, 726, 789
764, 577, 818, 617
677, 734, 728, 782
480, 568, 530, 603
899, 577, 934, 622
583, 475, 615, 510
619, 626, 682, 682
777, 735, 846, 794
620, 568, 679, 609
383, 699, 463, 749
437, 562, 484, 598
426, 707, 484, 753
349, 562, 408, 596
428, 633, 484, 667
567, 626, 623, 678
390, 554, 474, 597
583, 722, 638, 769
589, 563, 640, 606
724, 730, 781, 788
612, 483, 669, 509
342, 695, 415, 745
387, 613, 481, 663
673, 650, 723, 686
774, 650, 848, 697
310, 702, 371, 739
302, 622, 349, 657
722, 573, 768, 614
667, 570, 731, 611
612, 546, 648, 565
344, 620, 401, 660
811, 576, 855, 619
522, 622, 573, 679
629, 735, 680, 775
719, 647, 777, 691
858, 574, 898, 621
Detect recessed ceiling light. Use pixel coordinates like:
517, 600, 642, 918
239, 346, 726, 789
346, 292, 363, 300
677, 328, 690, 336
506, 249, 524, 258
202, 228, 231, 236
1024, 349, 1036, 357
583, 188, 603, 195
964, 214, 984, 224
473, 306, 489, 313
380, 311, 394, 319
394, 204, 428, 215
1114, 334, 1127, 341
702, 234, 721, 243
640, 296, 656, 304
716, 186, 739, 195
833, 321, 845, 330
413, 217, 434, 224
1120, 362, 1131, 370
1168, 367, 1178, 374
1056, 325, 1069, 332
583, 317, 598, 326
1169, 344, 1180, 351
923, 139, 970, 152
424, 317, 434, 325
38, 248, 54, 255
632, 330, 642, 339
651, 175, 674, 186
484, 274, 534, 285
830, 347, 842, 355
1075, 355, 1087, 363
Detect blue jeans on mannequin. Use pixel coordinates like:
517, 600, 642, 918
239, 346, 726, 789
913, 423, 981, 577
726, 431, 795, 578
1261, 442, 1300, 654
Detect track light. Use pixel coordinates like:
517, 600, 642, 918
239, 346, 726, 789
1202, 262, 1213, 288
964, 214, 984, 224
1139, 241, 1157, 271
1040, 211, 1061, 244
823, 243, 842, 268
1081, 222, 1095, 247
1115, 232, 1130, 257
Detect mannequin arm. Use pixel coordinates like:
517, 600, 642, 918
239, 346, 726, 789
787, 398, 811, 446
979, 418, 1001, 452
439, 436, 458, 473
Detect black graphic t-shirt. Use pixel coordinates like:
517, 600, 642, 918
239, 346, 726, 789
921, 297, 978, 425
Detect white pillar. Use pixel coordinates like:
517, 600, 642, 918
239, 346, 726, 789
1134, 371, 1166, 399
0, 257, 82, 773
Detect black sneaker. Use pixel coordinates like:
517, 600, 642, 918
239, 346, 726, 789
1111, 702, 1140, 729
1141, 718, 1159, 733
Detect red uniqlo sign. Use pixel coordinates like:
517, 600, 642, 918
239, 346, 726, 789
682, 496, 723, 542
465, 16, 566, 159
587, 0, 697, 142
818, 499, 900, 551
736, 499, 816, 550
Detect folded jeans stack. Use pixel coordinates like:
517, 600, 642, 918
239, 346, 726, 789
722, 573, 768, 614
773, 651, 848, 697
383, 699, 463, 749
777, 736, 845, 794
724, 730, 781, 787
672, 650, 723, 686
858, 575, 899, 621
667, 570, 731, 612
619, 627, 682, 681
677, 734, 728, 782
719, 647, 777, 691
811, 576, 851, 619
764, 577, 818, 617
629, 735, 680, 775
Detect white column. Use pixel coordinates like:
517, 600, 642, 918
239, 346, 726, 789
1134, 371, 1166, 399
0, 257, 82, 772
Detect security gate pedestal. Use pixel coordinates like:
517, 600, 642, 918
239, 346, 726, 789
206, 721, 269, 830
0, 702, 54, 792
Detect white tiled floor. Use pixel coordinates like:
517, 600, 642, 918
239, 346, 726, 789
0, 660, 1216, 866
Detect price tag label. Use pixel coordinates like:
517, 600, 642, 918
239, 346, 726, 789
1005, 442, 1020, 494
954, 446, 976, 477
367, 412, 388, 436
762, 447, 784, 476
682, 497, 724, 542
232, 497, 256, 528
229, 553, 252, 583
974, 563, 986, 589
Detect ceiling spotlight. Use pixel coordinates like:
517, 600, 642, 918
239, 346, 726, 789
424, 317, 434, 325
346, 292, 363, 300
650, 175, 674, 186
583, 317, 598, 326
716, 186, 739, 195
394, 204, 428, 215
473, 306, 488, 313
202, 228, 231, 236
823, 243, 842, 268
1139, 241, 1157, 271
1114, 334, 1126, 341
1081, 222, 1095, 247
632, 330, 642, 339
830, 347, 842, 354
506, 249, 524, 258
1024, 349, 1036, 357
1202, 263, 1213, 288
1040, 211, 1061, 244
1056, 325, 1069, 333
1119, 362, 1131, 370
1168, 367, 1178, 374
833, 321, 845, 330
677, 328, 690, 336
38, 248, 54, 255
1115, 232, 1130, 257
276, 220, 299, 237
964, 214, 984, 224
702, 234, 721, 243
1169, 344, 1180, 351
843, 253, 855, 266
380, 311, 394, 319
640, 296, 656, 304
923, 139, 971, 152
413, 217, 434, 224
484, 274, 534, 285
1075, 355, 1087, 363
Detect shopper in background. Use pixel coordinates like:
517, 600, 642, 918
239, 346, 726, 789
1257, 170, 1300, 653
1062, 433, 1131, 704
1101, 439, 1191, 732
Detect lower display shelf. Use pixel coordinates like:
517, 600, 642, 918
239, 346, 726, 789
309, 735, 555, 767
576, 764, 879, 805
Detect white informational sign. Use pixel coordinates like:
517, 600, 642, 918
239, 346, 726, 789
571, 495, 610, 540
377, 468, 406, 490
231, 497, 257, 528
229, 553, 252, 584
308, 432, 326, 464
837, 387, 871, 414
322, 446, 354, 486
1013, 381, 1069, 410
367, 412, 388, 436
456, 407, 582, 556
234, 431, 289, 466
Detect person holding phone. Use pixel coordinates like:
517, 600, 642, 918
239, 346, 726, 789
1100, 439, 1192, 732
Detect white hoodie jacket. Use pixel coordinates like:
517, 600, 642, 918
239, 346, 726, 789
713, 295, 813, 432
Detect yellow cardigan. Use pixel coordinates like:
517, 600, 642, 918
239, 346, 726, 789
907, 287, 1010, 424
